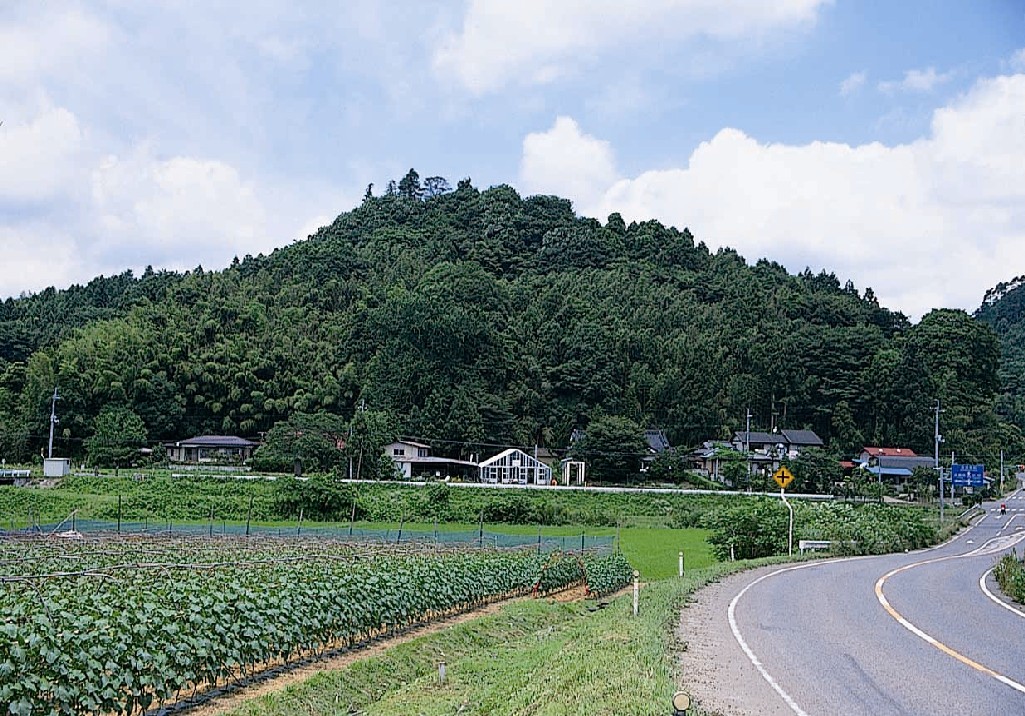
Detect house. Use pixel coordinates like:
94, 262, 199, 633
384, 439, 478, 480
166, 435, 257, 464
730, 429, 825, 459
858, 447, 935, 482
640, 429, 671, 470
479, 448, 553, 486
570, 427, 673, 472
779, 429, 825, 456
687, 441, 734, 484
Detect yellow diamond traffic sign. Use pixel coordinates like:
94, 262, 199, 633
773, 466, 794, 490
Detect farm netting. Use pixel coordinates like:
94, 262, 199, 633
4, 518, 616, 552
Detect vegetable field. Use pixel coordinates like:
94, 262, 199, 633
0, 535, 632, 715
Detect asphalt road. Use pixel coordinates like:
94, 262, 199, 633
723, 491, 1025, 715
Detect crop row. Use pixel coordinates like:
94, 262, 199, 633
0, 542, 632, 715
0, 535, 502, 579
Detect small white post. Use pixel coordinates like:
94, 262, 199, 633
678, 551, 684, 577
632, 570, 640, 616
438, 660, 446, 684
781, 488, 794, 557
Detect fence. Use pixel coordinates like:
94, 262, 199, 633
4, 518, 615, 553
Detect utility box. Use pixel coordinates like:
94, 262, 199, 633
43, 458, 71, 477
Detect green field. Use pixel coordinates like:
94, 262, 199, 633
350, 521, 714, 580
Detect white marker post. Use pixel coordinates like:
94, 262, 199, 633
781, 488, 794, 557
632, 570, 640, 616
678, 550, 684, 577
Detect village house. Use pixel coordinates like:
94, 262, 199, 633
383, 439, 478, 480
165, 435, 257, 464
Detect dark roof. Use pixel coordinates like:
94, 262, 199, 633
644, 429, 670, 453
733, 431, 781, 446
781, 429, 824, 447
178, 435, 256, 448
877, 455, 935, 470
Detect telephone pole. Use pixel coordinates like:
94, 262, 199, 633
745, 408, 753, 490
934, 400, 944, 523
47, 387, 61, 459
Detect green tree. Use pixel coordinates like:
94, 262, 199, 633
85, 406, 148, 468
346, 407, 398, 480
252, 412, 348, 473
571, 415, 647, 484
790, 448, 841, 494
707, 498, 788, 560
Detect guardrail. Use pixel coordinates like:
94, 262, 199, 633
798, 539, 831, 554
0, 469, 31, 478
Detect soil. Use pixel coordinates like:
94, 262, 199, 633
676, 566, 794, 716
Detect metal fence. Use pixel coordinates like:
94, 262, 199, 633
6, 518, 615, 553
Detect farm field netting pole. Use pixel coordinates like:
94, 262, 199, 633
0, 535, 632, 715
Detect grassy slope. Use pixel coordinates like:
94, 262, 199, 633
224, 559, 783, 716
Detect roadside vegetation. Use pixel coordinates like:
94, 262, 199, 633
222, 557, 788, 716
994, 553, 1025, 603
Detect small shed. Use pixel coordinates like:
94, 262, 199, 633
479, 449, 552, 486
43, 458, 71, 477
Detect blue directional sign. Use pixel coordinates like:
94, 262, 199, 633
951, 463, 985, 487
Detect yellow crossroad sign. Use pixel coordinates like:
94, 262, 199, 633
773, 466, 794, 490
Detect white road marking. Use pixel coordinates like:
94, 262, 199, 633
728, 564, 816, 716
729, 510, 1001, 713
875, 548, 1025, 695
979, 568, 1025, 620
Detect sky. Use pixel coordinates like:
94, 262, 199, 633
2, 0, 1024, 320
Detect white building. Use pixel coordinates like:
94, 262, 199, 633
384, 440, 478, 479
478, 448, 552, 485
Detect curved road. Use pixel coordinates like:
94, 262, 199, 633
707, 492, 1025, 715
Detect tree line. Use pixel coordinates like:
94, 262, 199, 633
0, 169, 1021, 479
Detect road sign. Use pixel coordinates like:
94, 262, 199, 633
773, 466, 794, 490
951, 463, 984, 487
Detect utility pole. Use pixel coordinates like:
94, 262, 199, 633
745, 408, 752, 490
1001, 449, 1005, 495
47, 387, 61, 459
934, 400, 943, 523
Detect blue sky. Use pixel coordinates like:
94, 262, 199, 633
2, 1, 1024, 319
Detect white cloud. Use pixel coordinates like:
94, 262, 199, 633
521, 117, 619, 208
878, 67, 952, 94
0, 101, 86, 202
433, 0, 828, 93
1010, 48, 1025, 73
90, 150, 269, 269
0, 224, 83, 298
520, 73, 1025, 320
839, 71, 866, 96
0, 7, 110, 88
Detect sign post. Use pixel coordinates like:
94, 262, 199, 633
773, 467, 795, 557
951, 464, 985, 489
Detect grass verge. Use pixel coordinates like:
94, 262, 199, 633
223, 557, 784, 716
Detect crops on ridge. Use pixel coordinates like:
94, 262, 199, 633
0, 536, 631, 715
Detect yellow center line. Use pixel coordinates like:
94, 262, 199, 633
875, 557, 1025, 694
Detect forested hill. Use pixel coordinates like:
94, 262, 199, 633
976, 276, 1025, 437
0, 172, 1018, 466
